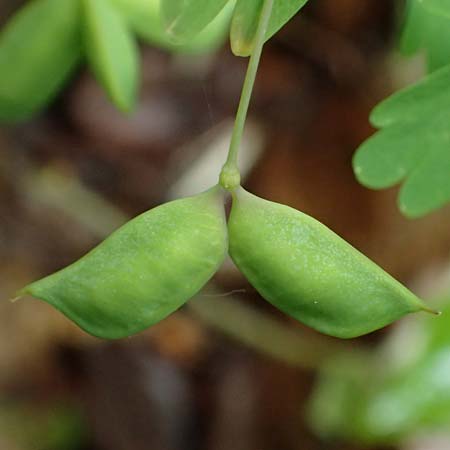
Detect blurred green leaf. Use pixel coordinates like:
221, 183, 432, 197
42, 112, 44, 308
0, 0, 81, 122
422, 0, 450, 18
309, 299, 450, 444
370, 65, 450, 128
421, 12, 450, 72
159, 0, 310, 55
83, 0, 139, 112
112, 0, 234, 54
399, 0, 423, 56
230, 0, 309, 56
353, 65, 450, 217
422, 299, 450, 351
0, 402, 86, 450
360, 348, 450, 440
308, 353, 373, 442
399, 0, 450, 72
160, 0, 231, 42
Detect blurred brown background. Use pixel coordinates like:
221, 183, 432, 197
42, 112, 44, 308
2, 1, 450, 449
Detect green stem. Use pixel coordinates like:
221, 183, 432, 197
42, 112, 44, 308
219, 0, 274, 191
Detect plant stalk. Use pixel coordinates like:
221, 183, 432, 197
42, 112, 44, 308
219, 0, 274, 190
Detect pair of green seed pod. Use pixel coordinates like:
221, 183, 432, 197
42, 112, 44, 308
21, 186, 433, 340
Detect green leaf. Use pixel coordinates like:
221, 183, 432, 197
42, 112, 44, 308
308, 354, 374, 443
399, 0, 425, 56
421, 0, 450, 18
160, 0, 231, 42
370, 65, 450, 128
112, 0, 234, 54
353, 120, 430, 189
399, 143, 450, 217
314, 351, 450, 443
357, 302, 450, 441
0, 0, 81, 122
82, 0, 139, 112
422, 11, 450, 71
354, 65, 450, 217
230, 0, 309, 56
399, 0, 450, 72
309, 300, 450, 443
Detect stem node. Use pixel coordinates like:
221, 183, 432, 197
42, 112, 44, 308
219, 164, 241, 191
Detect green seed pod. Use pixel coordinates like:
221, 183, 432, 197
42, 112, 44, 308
228, 188, 433, 339
21, 187, 227, 339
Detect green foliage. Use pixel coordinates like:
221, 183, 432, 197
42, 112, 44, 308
228, 188, 431, 339
160, 0, 230, 41
354, 0, 450, 218
0, 0, 234, 121
309, 299, 450, 443
0, 0, 81, 122
399, 0, 422, 56
230, 0, 309, 56
308, 353, 373, 442
112, 0, 234, 54
43, 407, 87, 450
354, 65, 450, 218
420, 0, 450, 71
2, 403, 86, 450
160, 0, 310, 56
0, 0, 311, 120
82, 0, 138, 112
400, 0, 450, 71
423, 0, 450, 18
22, 188, 228, 339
